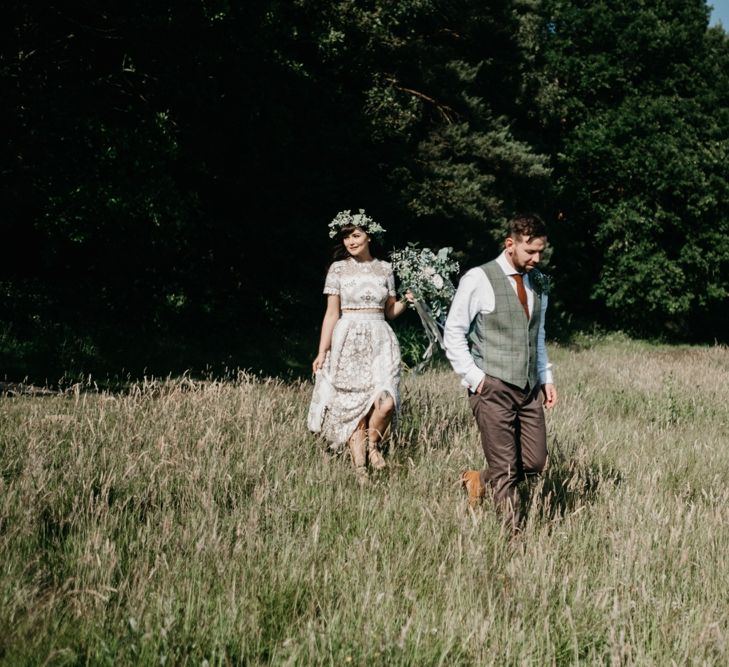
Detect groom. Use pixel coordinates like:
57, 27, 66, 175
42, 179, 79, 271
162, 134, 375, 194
444, 213, 557, 529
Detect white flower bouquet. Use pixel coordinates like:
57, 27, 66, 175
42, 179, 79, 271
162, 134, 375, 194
390, 244, 459, 319
390, 245, 459, 370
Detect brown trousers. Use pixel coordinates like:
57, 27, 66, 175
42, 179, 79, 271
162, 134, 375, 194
469, 374, 547, 525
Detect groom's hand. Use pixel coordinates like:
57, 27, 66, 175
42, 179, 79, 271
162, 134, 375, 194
542, 383, 557, 409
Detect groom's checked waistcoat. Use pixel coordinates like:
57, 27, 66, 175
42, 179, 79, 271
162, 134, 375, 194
468, 260, 542, 389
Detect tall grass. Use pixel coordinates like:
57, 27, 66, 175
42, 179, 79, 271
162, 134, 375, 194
2, 335, 729, 664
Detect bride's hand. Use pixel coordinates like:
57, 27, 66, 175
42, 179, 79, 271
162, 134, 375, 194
312, 352, 326, 373
404, 289, 416, 304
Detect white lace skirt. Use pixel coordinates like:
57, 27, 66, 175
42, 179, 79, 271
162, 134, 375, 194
308, 312, 401, 449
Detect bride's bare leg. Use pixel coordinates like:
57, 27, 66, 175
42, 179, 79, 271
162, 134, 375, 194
348, 418, 368, 480
368, 391, 395, 470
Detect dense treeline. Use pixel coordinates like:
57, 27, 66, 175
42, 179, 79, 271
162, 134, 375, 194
2, 1, 728, 381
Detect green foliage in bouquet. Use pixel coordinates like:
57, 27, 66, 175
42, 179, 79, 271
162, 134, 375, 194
390, 245, 459, 320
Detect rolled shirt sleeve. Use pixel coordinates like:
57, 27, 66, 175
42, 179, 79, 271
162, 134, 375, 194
536, 294, 554, 385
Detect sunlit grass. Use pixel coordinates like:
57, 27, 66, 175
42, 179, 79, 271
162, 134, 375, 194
1, 335, 729, 664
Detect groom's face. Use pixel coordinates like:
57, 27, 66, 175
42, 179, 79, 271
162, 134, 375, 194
505, 234, 546, 273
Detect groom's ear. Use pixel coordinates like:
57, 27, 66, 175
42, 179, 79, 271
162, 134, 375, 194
504, 236, 515, 253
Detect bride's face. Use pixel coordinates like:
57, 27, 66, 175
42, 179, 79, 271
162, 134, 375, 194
343, 227, 371, 258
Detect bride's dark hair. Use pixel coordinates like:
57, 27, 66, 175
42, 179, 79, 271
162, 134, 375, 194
331, 223, 382, 262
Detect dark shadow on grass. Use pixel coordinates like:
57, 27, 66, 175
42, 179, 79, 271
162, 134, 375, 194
521, 443, 623, 523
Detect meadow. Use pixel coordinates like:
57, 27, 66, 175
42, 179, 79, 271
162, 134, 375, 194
1, 335, 729, 665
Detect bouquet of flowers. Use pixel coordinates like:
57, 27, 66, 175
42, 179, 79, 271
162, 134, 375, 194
391, 245, 459, 318
390, 244, 459, 369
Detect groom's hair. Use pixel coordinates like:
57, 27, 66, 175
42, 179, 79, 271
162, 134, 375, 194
507, 213, 547, 242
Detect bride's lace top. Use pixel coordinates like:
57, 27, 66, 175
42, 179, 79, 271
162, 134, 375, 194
323, 258, 396, 309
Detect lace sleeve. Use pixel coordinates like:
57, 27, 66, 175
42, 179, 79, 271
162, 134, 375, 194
386, 265, 397, 297
323, 262, 340, 295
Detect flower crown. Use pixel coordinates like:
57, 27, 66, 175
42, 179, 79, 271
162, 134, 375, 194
328, 209, 386, 240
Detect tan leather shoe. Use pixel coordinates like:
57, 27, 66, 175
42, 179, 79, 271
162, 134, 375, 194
461, 470, 486, 508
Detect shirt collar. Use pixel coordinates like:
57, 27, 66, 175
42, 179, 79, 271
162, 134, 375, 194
496, 250, 520, 276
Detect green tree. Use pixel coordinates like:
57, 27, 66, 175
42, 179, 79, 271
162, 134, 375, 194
536, 0, 729, 337
2, 0, 554, 378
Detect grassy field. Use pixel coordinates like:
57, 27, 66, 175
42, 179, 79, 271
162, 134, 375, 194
2, 335, 729, 665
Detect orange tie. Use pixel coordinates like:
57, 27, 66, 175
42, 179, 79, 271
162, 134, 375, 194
512, 274, 529, 318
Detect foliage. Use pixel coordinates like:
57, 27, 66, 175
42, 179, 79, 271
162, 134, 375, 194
535, 0, 729, 337
0, 0, 556, 379
390, 320, 431, 370
390, 245, 459, 319
1, 1, 729, 379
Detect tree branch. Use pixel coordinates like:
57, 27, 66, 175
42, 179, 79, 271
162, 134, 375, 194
384, 75, 457, 123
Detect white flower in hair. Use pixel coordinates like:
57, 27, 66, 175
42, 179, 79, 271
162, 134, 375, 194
328, 209, 387, 240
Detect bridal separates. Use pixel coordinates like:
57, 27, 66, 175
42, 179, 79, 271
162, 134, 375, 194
309, 312, 400, 447
308, 258, 401, 449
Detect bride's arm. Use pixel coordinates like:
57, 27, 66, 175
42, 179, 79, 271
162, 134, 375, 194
384, 291, 413, 320
312, 295, 341, 371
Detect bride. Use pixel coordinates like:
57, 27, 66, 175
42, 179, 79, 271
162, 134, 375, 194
308, 210, 410, 479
